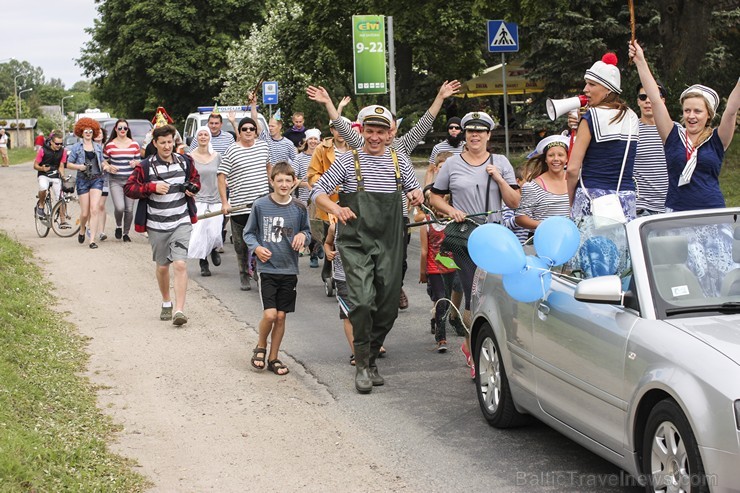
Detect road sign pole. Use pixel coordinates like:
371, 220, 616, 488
502, 53, 510, 159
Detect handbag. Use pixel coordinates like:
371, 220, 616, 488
581, 113, 635, 228
441, 157, 492, 254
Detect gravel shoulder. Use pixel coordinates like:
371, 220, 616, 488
1, 163, 411, 492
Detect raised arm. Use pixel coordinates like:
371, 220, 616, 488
566, 119, 591, 205
717, 79, 740, 150
306, 85, 341, 121
629, 41, 674, 142
427, 80, 461, 119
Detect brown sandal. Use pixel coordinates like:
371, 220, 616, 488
251, 346, 266, 369
267, 358, 289, 376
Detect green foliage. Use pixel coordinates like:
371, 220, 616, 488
0, 97, 29, 119
221, 0, 311, 112
0, 232, 150, 492
79, 0, 263, 121
0, 60, 45, 102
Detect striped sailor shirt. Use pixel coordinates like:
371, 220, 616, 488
218, 140, 270, 216
188, 130, 235, 155
633, 121, 670, 213
145, 156, 190, 232
311, 148, 419, 200
428, 140, 465, 164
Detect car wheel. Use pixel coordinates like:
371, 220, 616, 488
642, 399, 709, 493
475, 322, 526, 428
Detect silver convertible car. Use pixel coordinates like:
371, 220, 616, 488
470, 208, 740, 493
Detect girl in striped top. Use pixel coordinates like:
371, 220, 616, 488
515, 135, 572, 233
103, 119, 141, 242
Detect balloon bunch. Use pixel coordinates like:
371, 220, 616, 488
468, 216, 580, 302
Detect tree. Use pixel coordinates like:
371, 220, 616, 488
79, 0, 263, 121
0, 60, 45, 101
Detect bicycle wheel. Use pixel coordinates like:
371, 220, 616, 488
34, 200, 51, 238
51, 195, 82, 237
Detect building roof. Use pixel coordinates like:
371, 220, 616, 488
0, 119, 38, 129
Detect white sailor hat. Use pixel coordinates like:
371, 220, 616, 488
304, 128, 321, 140
358, 105, 393, 128
526, 135, 570, 159
460, 111, 495, 131
680, 84, 720, 114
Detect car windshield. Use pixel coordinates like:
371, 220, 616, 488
558, 216, 632, 287
642, 212, 740, 317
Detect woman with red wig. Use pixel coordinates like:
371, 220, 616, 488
67, 117, 106, 248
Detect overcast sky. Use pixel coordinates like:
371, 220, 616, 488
5, 0, 98, 87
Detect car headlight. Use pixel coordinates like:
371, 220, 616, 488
735, 400, 740, 430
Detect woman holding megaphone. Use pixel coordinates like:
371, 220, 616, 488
630, 41, 740, 212
565, 53, 639, 225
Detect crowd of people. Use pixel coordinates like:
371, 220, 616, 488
27, 44, 740, 393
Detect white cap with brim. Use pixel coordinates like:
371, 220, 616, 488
460, 111, 495, 131
358, 105, 393, 128
526, 135, 570, 159
680, 84, 720, 113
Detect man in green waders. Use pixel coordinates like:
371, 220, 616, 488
312, 105, 423, 394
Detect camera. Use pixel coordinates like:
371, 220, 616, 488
171, 181, 199, 194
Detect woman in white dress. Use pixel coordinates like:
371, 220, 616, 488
188, 127, 224, 276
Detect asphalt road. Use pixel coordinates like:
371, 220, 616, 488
186, 202, 643, 492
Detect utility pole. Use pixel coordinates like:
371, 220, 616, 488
13, 74, 23, 147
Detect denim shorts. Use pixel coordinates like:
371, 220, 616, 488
76, 175, 105, 195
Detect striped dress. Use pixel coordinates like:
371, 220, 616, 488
104, 140, 141, 180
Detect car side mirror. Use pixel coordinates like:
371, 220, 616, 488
575, 275, 626, 305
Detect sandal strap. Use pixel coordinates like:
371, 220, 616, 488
253, 346, 266, 356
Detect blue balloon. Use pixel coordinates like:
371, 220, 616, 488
534, 216, 581, 266
468, 223, 526, 275
503, 255, 552, 302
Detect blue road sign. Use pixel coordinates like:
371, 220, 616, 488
487, 20, 519, 53
263, 81, 279, 105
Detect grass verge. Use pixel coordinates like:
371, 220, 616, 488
0, 231, 149, 492
6, 148, 37, 166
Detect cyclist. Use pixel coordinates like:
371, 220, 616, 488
34, 130, 67, 219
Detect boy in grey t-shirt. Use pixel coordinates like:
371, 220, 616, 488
244, 162, 311, 376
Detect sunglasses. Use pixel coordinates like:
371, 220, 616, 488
83, 129, 93, 133
52, 141, 63, 146
638, 93, 664, 101
240, 126, 257, 132
448, 125, 461, 130
117, 126, 128, 131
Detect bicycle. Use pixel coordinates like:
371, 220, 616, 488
34, 176, 82, 238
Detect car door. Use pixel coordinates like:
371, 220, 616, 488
532, 277, 639, 454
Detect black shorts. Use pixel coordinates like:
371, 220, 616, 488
335, 279, 354, 320
258, 273, 298, 313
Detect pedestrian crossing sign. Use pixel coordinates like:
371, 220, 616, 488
487, 20, 519, 53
